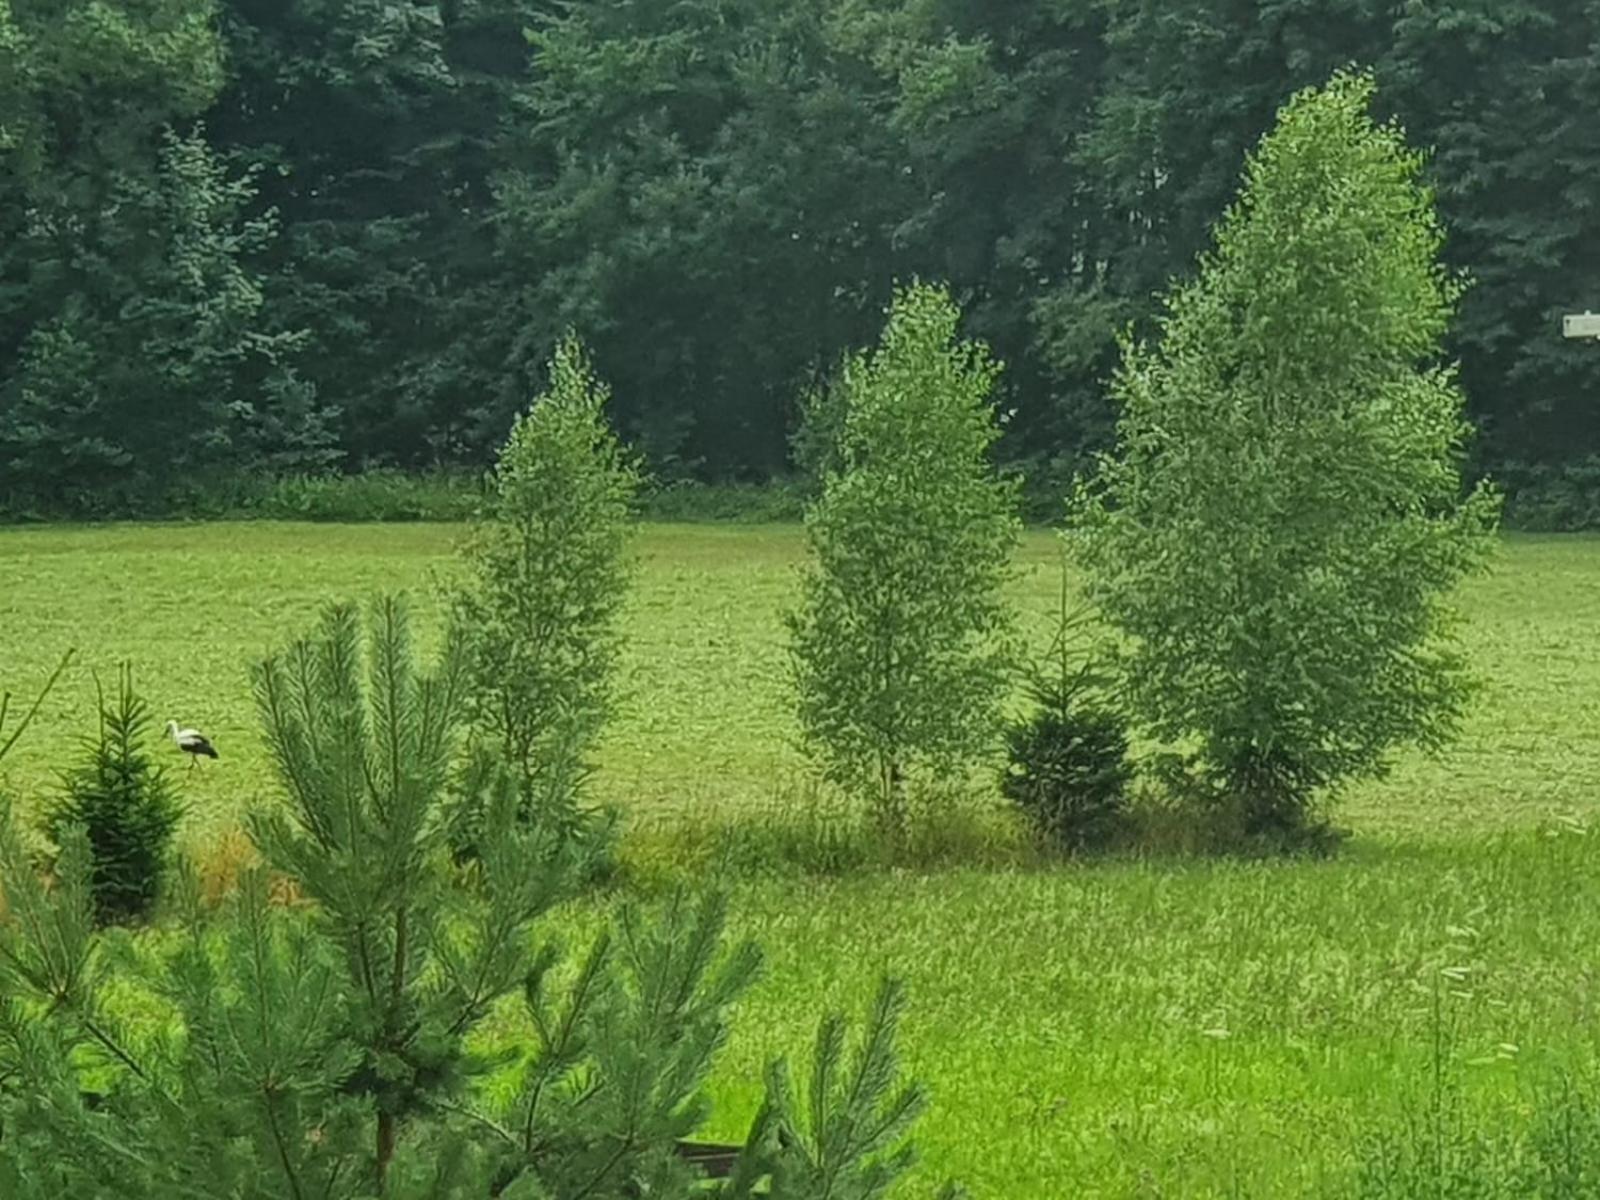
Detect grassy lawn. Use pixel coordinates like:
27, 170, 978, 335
3, 522, 1600, 1195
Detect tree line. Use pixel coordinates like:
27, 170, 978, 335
2, 0, 1597, 516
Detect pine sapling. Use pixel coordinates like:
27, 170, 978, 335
48, 664, 183, 924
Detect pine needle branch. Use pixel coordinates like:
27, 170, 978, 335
0, 647, 74, 765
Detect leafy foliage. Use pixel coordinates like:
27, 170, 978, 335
450, 333, 641, 815
0, 0, 222, 184
5, 1, 1600, 509
0, 3, 333, 516
1070, 71, 1501, 842
791, 362, 850, 498
788, 283, 1019, 827
1498, 457, 1600, 532
498, 0, 916, 478
206, 0, 525, 469
46, 666, 182, 924
1380, 0, 1600, 477
0, 128, 334, 515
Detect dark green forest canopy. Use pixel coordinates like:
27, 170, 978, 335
1, 0, 1597, 510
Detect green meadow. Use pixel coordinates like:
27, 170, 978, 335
4, 522, 1600, 1196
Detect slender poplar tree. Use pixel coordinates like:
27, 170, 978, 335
789, 283, 1020, 829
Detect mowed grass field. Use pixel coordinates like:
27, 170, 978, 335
4, 522, 1600, 1196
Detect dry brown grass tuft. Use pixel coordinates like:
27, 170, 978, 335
189, 827, 305, 908
192, 824, 261, 906
267, 872, 306, 908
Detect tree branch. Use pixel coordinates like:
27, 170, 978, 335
0, 648, 74, 765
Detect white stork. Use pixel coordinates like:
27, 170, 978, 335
166, 720, 219, 767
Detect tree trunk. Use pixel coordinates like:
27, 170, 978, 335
377, 1110, 396, 1188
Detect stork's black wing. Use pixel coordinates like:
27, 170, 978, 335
181, 735, 219, 759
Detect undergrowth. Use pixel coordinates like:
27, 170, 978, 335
216, 469, 486, 521
516, 778, 1033, 889
1354, 972, 1600, 1199
7, 466, 1592, 530
1497, 457, 1600, 532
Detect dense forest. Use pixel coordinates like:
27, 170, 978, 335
1, 0, 1597, 517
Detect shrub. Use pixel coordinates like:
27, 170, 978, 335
788, 282, 1020, 831
450, 332, 640, 819
637, 478, 808, 523
1069, 71, 1500, 847
1012, 450, 1096, 526
1000, 577, 1131, 853
1003, 700, 1131, 854
250, 468, 486, 522
45, 665, 182, 924
0, 597, 953, 1198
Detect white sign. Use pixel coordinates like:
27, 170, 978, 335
1563, 312, 1600, 339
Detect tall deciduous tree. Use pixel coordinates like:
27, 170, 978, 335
208, 0, 538, 468
789, 283, 1019, 828
451, 332, 640, 812
499, 0, 916, 478
0, 2, 332, 514
1071, 71, 1501, 843
0, 130, 334, 512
